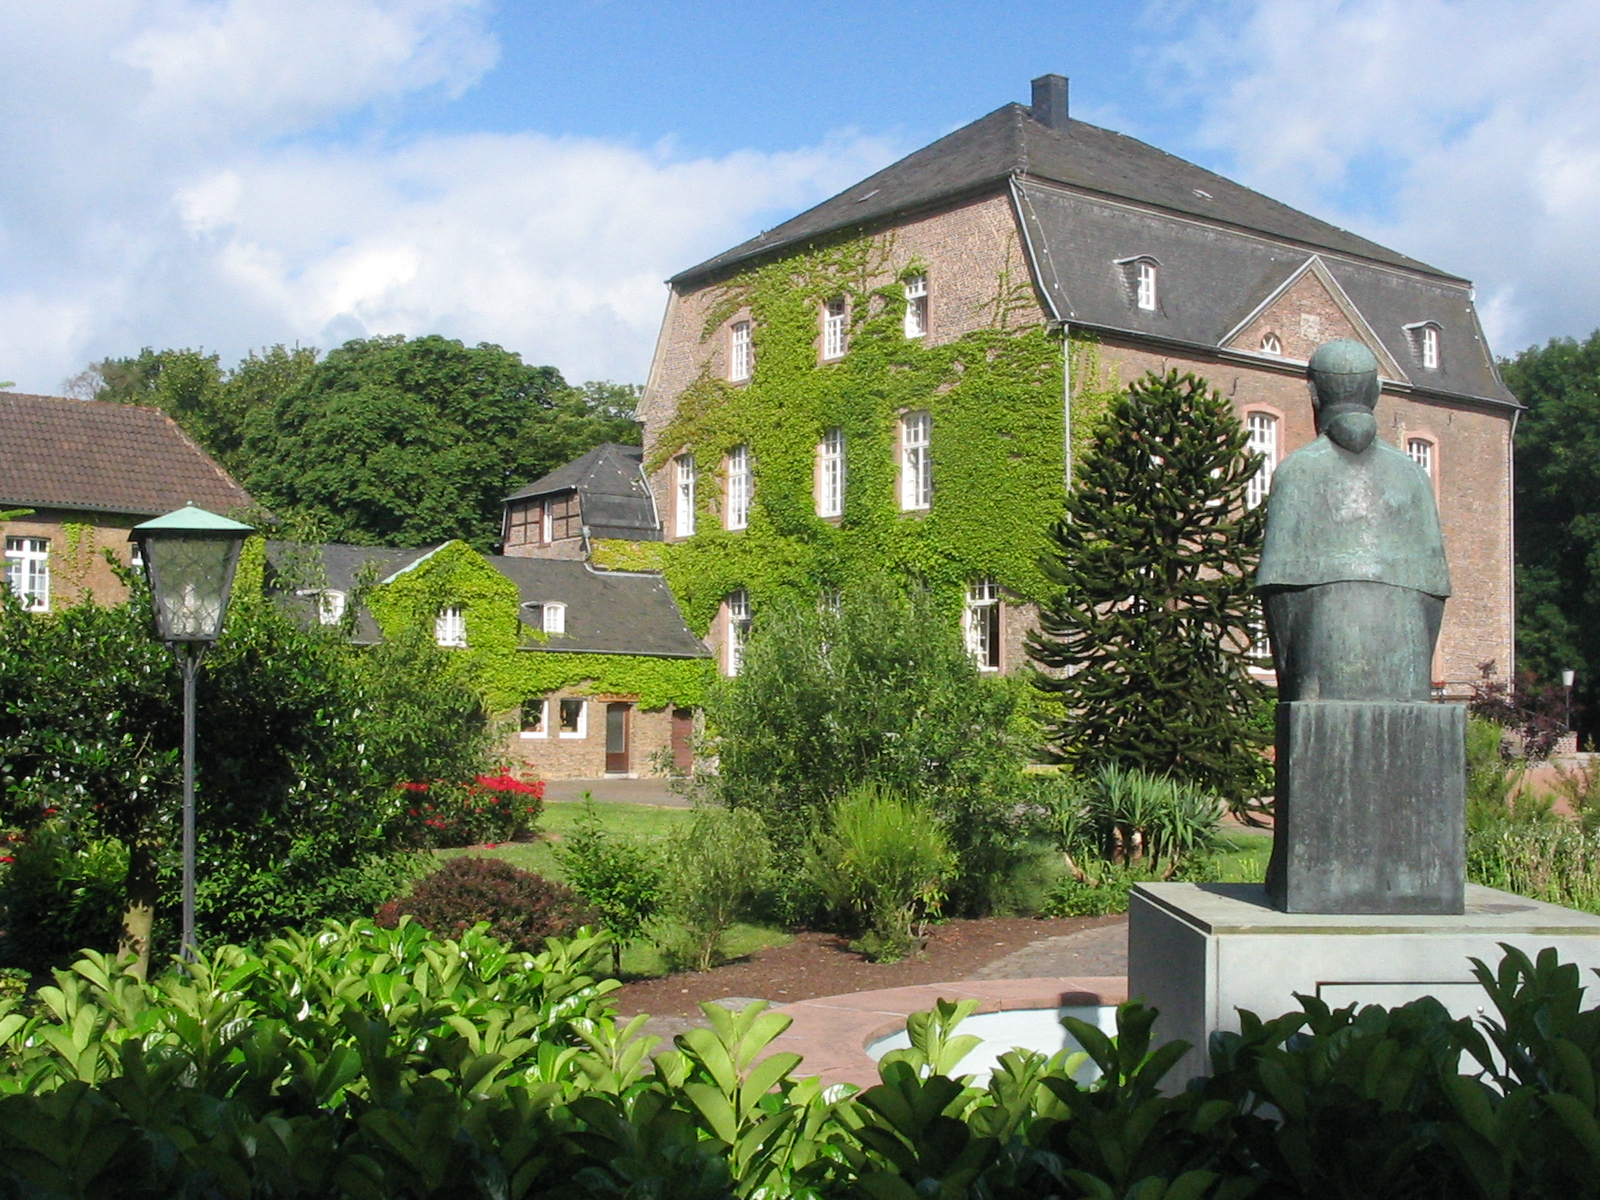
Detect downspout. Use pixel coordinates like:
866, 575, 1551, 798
1507, 406, 1520, 678
1061, 321, 1073, 491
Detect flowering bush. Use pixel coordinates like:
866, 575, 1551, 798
394, 774, 544, 848
376, 855, 591, 950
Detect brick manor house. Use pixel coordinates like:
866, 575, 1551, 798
630, 73, 1516, 694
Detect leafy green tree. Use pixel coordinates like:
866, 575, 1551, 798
240, 336, 639, 548
1028, 370, 1266, 806
1501, 331, 1600, 743
705, 580, 1029, 913
554, 797, 662, 975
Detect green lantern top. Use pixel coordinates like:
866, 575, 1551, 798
130, 503, 255, 643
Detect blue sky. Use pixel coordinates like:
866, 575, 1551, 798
1, 0, 1597, 393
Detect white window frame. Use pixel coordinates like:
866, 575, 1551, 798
1407, 437, 1434, 478
1136, 260, 1158, 311
903, 274, 928, 338
1422, 325, 1440, 370
726, 588, 751, 676
675, 454, 697, 537
818, 427, 845, 518
1260, 332, 1282, 355
434, 605, 466, 648
297, 588, 346, 625
542, 601, 566, 635
1245, 412, 1278, 509
726, 443, 751, 531
822, 296, 848, 360
730, 320, 752, 382
3, 537, 49, 612
557, 697, 587, 739
520, 698, 549, 740
900, 411, 932, 511
964, 579, 1001, 672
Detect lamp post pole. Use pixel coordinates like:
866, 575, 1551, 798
130, 502, 253, 961
1563, 668, 1577, 744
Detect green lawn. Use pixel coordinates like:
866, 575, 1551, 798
436, 800, 790, 978
1209, 828, 1273, 882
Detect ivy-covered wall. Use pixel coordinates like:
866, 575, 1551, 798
648, 232, 1112, 633
363, 541, 712, 714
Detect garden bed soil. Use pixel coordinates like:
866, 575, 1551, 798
615, 915, 1126, 1018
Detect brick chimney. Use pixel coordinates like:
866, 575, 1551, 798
1030, 74, 1069, 129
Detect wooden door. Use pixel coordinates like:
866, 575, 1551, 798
605, 702, 631, 774
670, 707, 694, 772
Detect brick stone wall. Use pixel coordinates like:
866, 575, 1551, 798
0, 508, 142, 609
500, 691, 684, 781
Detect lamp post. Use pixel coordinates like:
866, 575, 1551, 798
129, 503, 253, 958
1563, 668, 1577, 741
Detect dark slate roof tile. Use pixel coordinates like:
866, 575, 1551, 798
504, 442, 660, 541
488, 556, 708, 659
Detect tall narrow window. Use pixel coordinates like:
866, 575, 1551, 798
726, 589, 751, 676
4, 537, 49, 612
964, 579, 1002, 671
730, 320, 752, 382
822, 296, 848, 359
818, 427, 845, 518
726, 443, 751, 530
435, 605, 466, 648
903, 274, 928, 338
1245, 413, 1278, 509
675, 454, 697, 537
1421, 325, 1440, 370
1136, 260, 1158, 311
900, 411, 932, 511
1407, 438, 1434, 478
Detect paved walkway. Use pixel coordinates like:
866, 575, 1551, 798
544, 778, 689, 807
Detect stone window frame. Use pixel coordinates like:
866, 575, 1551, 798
1403, 427, 1442, 500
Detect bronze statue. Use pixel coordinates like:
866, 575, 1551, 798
1256, 339, 1451, 701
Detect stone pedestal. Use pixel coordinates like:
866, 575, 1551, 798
1129, 882, 1600, 1089
1269, 701, 1465, 914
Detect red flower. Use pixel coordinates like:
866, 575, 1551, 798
398, 781, 430, 793
0, 856, 13, 865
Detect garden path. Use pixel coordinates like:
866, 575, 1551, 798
544, 778, 688, 807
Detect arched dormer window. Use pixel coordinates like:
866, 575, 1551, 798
1116, 257, 1160, 312
298, 588, 346, 625
1404, 321, 1443, 370
523, 601, 566, 635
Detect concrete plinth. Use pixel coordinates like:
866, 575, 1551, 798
1129, 882, 1600, 1088
1269, 700, 1465, 914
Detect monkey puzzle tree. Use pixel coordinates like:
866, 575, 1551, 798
1028, 369, 1268, 807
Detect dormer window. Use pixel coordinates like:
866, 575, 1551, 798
524, 601, 566, 635
903, 274, 928, 338
1405, 322, 1443, 370
435, 606, 466, 648
1118, 257, 1160, 312
730, 320, 752, 382
822, 297, 848, 359
298, 588, 346, 625
1260, 332, 1282, 356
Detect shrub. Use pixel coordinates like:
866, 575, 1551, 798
661, 806, 771, 971
807, 786, 955, 962
1469, 819, 1600, 913
394, 773, 545, 848
0, 821, 126, 969
554, 797, 662, 975
1036, 765, 1223, 875
376, 855, 591, 951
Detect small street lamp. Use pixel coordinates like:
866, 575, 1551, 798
1563, 668, 1578, 739
129, 503, 254, 958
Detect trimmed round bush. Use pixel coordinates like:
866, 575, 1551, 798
376, 855, 592, 951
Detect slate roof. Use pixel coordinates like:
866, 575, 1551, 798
1012, 179, 1514, 406
504, 442, 660, 542
0, 392, 253, 516
488, 556, 708, 659
264, 541, 436, 645
673, 104, 1450, 286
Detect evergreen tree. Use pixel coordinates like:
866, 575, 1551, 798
1028, 370, 1267, 804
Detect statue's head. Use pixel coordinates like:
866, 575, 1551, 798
1307, 339, 1380, 453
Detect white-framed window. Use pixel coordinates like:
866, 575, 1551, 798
558, 698, 587, 738
726, 588, 751, 676
297, 588, 346, 625
818, 427, 845, 518
1245, 412, 1278, 509
900, 410, 932, 511
903, 274, 928, 338
730, 320, 752, 382
1260, 332, 1282, 355
822, 296, 848, 360
524, 601, 566, 635
1407, 437, 1434, 478
964, 579, 1001, 671
434, 605, 466, 648
520, 698, 549, 739
726, 443, 751, 531
3, 537, 49, 612
1422, 325, 1440, 370
675, 454, 697, 537
1136, 260, 1158, 311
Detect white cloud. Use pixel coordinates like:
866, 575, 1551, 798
1156, 0, 1600, 356
0, 2, 900, 393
